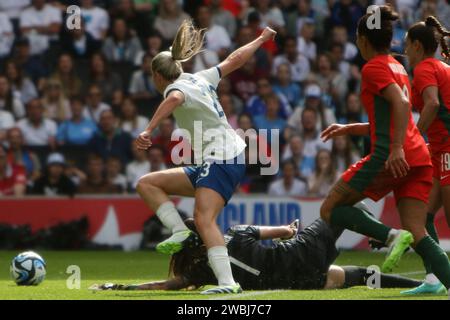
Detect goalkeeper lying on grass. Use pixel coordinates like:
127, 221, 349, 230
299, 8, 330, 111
92, 204, 423, 291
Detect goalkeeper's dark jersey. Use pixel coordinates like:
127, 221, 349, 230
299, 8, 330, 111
225, 219, 340, 290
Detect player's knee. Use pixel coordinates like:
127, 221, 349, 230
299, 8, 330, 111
136, 174, 159, 194
193, 210, 215, 231
320, 203, 332, 224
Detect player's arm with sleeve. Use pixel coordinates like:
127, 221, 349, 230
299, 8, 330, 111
135, 90, 185, 150
414, 65, 440, 134
217, 27, 277, 78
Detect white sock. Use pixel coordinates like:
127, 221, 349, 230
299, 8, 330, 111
207, 246, 236, 286
156, 202, 187, 234
425, 273, 440, 285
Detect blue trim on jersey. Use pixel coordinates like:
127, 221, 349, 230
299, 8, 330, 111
215, 66, 222, 78
183, 153, 246, 204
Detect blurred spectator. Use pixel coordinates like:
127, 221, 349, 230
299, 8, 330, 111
19, 0, 62, 56
61, 18, 101, 60
0, 1, 31, 24
246, 11, 278, 58
154, 0, 190, 44
210, 0, 237, 39
344, 92, 364, 123
268, 159, 307, 196
106, 156, 127, 193
329, 42, 351, 81
119, 97, 149, 138
31, 152, 76, 196
286, 0, 321, 38
88, 109, 133, 166
253, 94, 287, 145
0, 11, 14, 60
307, 53, 348, 111
41, 79, 71, 122
247, 77, 292, 119
217, 77, 243, 114
110, 0, 153, 41
272, 37, 310, 83
307, 149, 337, 197
297, 18, 316, 63
102, 18, 143, 65
148, 145, 167, 172
219, 93, 238, 129
50, 54, 82, 98
0, 144, 26, 197
152, 117, 182, 166
13, 37, 48, 87
128, 53, 158, 101
229, 56, 264, 103
0, 109, 14, 143
281, 134, 311, 179
329, 0, 364, 41
272, 63, 302, 108
80, 0, 110, 41
139, 33, 163, 61
0, 75, 25, 119
6, 127, 41, 183
17, 99, 57, 148
133, 0, 156, 13
126, 143, 150, 190
197, 5, 231, 60
57, 96, 98, 146
83, 84, 111, 122
332, 135, 360, 174
5, 60, 38, 104
287, 107, 331, 178
65, 158, 87, 187
330, 25, 358, 61
248, 0, 286, 33
288, 84, 336, 132
89, 53, 123, 103
77, 153, 121, 194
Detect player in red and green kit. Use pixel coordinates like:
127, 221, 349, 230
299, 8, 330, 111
400, 16, 450, 295
320, 5, 450, 296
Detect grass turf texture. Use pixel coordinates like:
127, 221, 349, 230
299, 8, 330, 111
0, 250, 448, 300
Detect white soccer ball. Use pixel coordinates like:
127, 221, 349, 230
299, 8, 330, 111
10, 251, 46, 286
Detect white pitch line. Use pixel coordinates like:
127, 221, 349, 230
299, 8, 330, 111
396, 270, 425, 276
208, 290, 285, 300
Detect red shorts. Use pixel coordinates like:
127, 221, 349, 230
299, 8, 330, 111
431, 151, 450, 186
342, 156, 433, 204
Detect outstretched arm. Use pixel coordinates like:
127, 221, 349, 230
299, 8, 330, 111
258, 225, 296, 240
135, 90, 185, 150
218, 27, 276, 78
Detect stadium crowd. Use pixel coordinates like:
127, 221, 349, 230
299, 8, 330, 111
0, 0, 449, 198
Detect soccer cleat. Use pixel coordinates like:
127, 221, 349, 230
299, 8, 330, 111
156, 230, 200, 254
200, 283, 243, 295
381, 230, 414, 273
400, 282, 447, 295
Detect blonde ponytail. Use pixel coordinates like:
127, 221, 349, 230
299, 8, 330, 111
152, 19, 206, 81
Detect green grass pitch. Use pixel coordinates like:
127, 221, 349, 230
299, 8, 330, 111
0, 250, 448, 300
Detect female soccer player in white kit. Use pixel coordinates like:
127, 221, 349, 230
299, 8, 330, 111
135, 19, 276, 294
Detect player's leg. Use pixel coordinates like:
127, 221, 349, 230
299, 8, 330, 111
401, 178, 444, 295
194, 187, 241, 294
136, 167, 196, 253
442, 185, 450, 227
330, 266, 423, 289
397, 197, 450, 293
321, 179, 393, 244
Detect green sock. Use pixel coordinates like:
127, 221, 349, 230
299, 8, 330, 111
424, 213, 439, 274
415, 235, 450, 289
330, 206, 391, 243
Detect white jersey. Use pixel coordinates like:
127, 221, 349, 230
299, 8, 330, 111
163, 67, 246, 163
